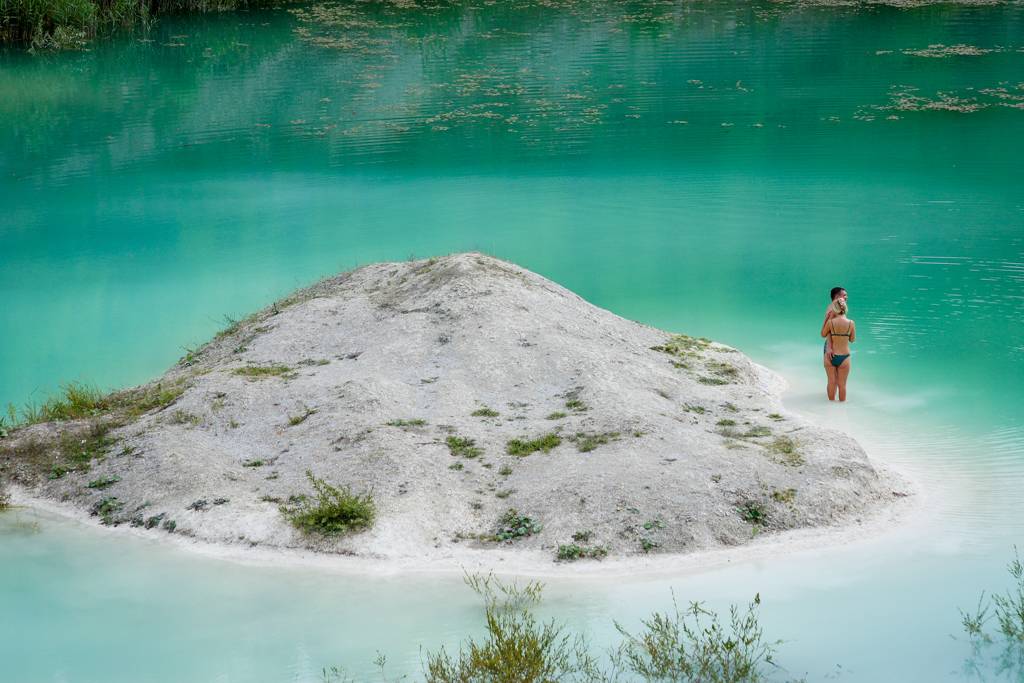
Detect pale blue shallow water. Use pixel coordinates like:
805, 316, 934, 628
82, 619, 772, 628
1, 1, 1023, 680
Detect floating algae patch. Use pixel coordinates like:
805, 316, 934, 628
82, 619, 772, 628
856, 83, 1024, 117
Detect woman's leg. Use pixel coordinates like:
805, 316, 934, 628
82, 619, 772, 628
824, 355, 838, 400
837, 359, 851, 402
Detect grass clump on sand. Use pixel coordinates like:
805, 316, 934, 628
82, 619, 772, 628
446, 435, 482, 459
471, 407, 500, 418
386, 418, 426, 427
767, 436, 803, 466
49, 422, 117, 479
282, 470, 375, 536
570, 431, 620, 453
506, 433, 561, 456
0, 484, 9, 510
232, 365, 295, 380
86, 475, 120, 490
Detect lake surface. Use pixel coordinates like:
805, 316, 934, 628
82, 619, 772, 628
1, 1, 1023, 680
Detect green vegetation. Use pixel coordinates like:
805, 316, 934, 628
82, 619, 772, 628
770, 488, 796, 504
651, 334, 712, 359
325, 573, 783, 683
767, 436, 804, 467
45, 422, 117, 480
738, 502, 767, 526
683, 404, 706, 414
0, 0, 282, 50
571, 431, 620, 453
282, 470, 375, 536
423, 575, 596, 683
232, 365, 295, 380
707, 361, 739, 380
546, 411, 568, 420
446, 435, 482, 459
614, 593, 779, 683
288, 407, 317, 426
169, 410, 201, 426
492, 508, 542, 542
471, 407, 500, 418
447, 462, 464, 471
556, 543, 608, 561
386, 418, 427, 427
565, 398, 589, 412
960, 548, 1024, 679
90, 496, 123, 525
572, 530, 592, 543
717, 419, 737, 427
18, 382, 109, 423
743, 426, 772, 438
86, 475, 120, 490
507, 433, 561, 456
641, 537, 661, 552
498, 464, 513, 476
0, 484, 9, 510
242, 459, 265, 468
767, 413, 784, 421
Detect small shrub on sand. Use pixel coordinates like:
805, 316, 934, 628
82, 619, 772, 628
283, 470, 375, 536
556, 543, 608, 562
471, 407, 500, 418
447, 435, 482, 458
507, 433, 561, 456
492, 508, 542, 542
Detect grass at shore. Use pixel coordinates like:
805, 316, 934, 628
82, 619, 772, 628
0, 0, 273, 50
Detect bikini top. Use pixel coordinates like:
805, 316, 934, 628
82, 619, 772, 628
829, 320, 853, 338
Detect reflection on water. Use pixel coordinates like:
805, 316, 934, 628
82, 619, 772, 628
1, 1, 1024, 681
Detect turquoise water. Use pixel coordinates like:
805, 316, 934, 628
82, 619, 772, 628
2, 1, 1023, 680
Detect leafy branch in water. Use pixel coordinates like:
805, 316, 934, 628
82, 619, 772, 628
324, 572, 789, 683
960, 547, 1024, 680
613, 592, 780, 683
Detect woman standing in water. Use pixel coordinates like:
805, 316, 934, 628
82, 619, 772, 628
821, 297, 855, 401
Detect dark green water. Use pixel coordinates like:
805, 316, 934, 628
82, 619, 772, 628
1, 1, 1023, 680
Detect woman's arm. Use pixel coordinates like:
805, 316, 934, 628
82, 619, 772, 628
849, 321, 856, 343
821, 319, 832, 338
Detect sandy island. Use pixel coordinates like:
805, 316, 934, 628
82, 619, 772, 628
0, 253, 916, 575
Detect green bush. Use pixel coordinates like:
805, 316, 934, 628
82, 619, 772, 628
556, 543, 608, 562
493, 508, 541, 542
424, 575, 598, 683
283, 470, 375, 536
614, 593, 780, 683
